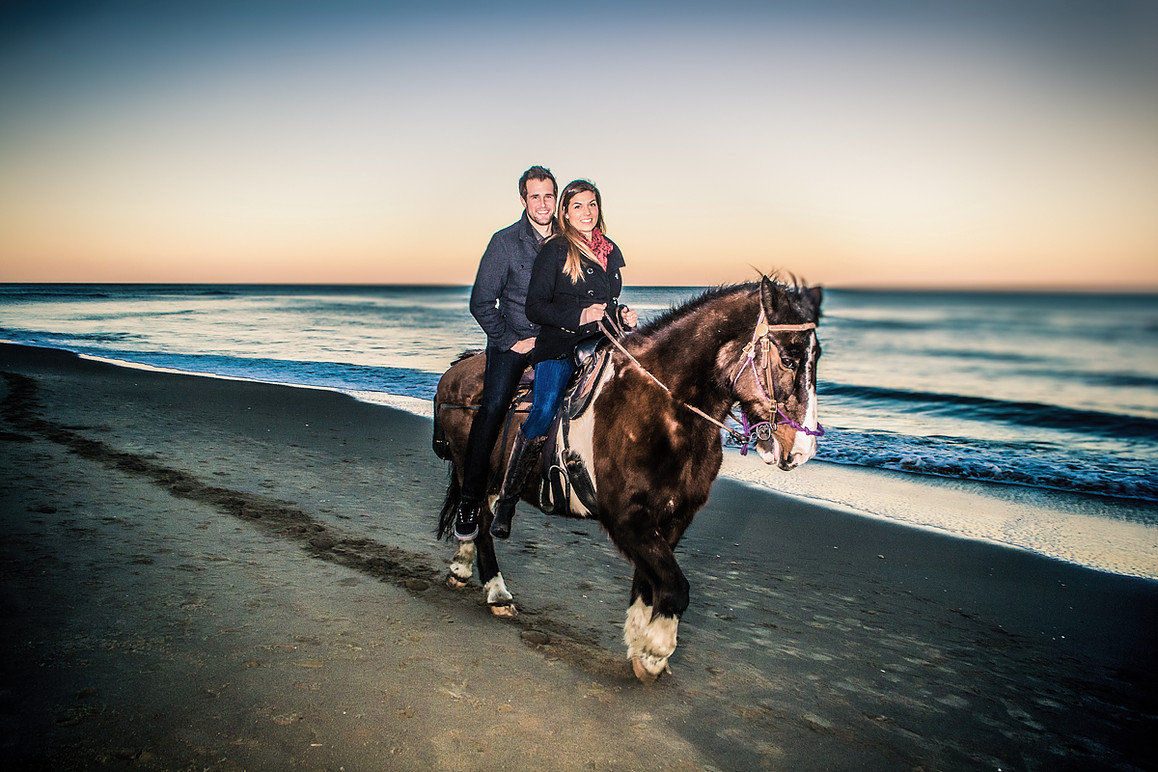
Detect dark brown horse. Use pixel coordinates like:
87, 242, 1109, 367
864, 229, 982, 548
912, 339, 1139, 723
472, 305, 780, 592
433, 275, 823, 681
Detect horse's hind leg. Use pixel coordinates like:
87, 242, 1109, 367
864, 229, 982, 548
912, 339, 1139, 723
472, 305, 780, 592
474, 508, 517, 617
439, 461, 476, 589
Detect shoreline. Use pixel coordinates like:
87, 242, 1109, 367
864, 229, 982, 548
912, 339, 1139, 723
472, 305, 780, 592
3, 341, 1156, 770
66, 344, 1158, 581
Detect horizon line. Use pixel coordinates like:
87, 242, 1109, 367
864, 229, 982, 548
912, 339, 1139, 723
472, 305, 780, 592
3, 280, 1157, 295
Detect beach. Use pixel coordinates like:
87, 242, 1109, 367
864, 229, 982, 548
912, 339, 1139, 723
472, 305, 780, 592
2, 341, 1156, 771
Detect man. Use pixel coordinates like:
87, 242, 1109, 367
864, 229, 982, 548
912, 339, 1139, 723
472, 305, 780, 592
454, 166, 558, 541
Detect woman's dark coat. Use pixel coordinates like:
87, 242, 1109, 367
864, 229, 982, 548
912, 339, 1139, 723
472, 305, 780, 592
525, 235, 625, 365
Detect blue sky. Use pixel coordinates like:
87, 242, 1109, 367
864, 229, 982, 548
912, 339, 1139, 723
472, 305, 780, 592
1, 0, 1155, 287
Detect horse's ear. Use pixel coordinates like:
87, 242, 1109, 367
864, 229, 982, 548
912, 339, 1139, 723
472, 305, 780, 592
760, 275, 781, 314
807, 285, 823, 313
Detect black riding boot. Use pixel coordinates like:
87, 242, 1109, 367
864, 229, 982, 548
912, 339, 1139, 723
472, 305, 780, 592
453, 499, 481, 541
490, 430, 543, 539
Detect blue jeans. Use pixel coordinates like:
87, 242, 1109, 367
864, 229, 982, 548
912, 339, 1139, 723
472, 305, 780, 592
521, 358, 574, 439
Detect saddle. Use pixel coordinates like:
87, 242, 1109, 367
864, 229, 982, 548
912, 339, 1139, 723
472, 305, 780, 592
433, 342, 613, 518
537, 338, 615, 518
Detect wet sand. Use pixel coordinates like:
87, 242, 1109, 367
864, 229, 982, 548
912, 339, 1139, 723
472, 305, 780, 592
2, 342, 1156, 771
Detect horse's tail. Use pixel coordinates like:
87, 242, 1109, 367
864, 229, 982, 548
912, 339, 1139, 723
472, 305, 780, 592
432, 400, 452, 460
436, 463, 461, 541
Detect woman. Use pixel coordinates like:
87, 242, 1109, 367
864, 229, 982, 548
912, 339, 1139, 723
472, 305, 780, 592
488, 179, 638, 539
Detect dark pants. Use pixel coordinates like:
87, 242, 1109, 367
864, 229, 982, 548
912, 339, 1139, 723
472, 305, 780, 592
460, 344, 530, 503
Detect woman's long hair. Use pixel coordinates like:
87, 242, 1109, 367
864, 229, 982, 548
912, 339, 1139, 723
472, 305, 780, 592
557, 179, 606, 284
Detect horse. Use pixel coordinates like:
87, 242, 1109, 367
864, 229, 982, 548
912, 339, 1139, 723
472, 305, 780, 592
432, 275, 823, 681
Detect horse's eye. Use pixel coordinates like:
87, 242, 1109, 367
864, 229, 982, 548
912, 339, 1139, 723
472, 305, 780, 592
780, 354, 797, 369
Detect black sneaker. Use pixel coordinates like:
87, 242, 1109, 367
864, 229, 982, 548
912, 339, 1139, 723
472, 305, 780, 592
453, 500, 480, 541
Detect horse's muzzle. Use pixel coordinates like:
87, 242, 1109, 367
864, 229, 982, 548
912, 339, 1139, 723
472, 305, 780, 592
780, 450, 810, 471
781, 438, 818, 470
756, 438, 779, 465
758, 435, 817, 470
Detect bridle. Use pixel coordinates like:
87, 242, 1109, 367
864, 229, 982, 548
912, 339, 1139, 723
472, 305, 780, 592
728, 307, 824, 456
596, 307, 823, 454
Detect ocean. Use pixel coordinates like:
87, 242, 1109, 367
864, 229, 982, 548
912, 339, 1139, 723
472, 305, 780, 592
2, 283, 1156, 576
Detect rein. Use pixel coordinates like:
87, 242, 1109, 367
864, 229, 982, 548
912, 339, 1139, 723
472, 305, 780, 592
596, 318, 744, 441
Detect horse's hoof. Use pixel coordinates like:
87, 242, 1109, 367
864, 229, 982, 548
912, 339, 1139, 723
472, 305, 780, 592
446, 574, 470, 590
632, 656, 671, 683
489, 602, 518, 618
632, 657, 659, 683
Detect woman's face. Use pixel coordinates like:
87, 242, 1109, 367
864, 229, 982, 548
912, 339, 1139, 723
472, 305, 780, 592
564, 191, 599, 238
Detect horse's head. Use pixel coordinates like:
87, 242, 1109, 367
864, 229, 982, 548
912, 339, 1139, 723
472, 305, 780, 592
731, 276, 823, 470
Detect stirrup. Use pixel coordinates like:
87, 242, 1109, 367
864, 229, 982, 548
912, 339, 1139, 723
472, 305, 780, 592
453, 500, 480, 541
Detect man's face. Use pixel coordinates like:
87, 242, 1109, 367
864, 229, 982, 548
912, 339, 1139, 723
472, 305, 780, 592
522, 178, 557, 228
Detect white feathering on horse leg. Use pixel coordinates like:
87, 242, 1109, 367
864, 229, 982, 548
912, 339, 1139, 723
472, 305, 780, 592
484, 573, 517, 616
447, 540, 475, 587
625, 600, 678, 681
623, 596, 653, 652
635, 616, 679, 680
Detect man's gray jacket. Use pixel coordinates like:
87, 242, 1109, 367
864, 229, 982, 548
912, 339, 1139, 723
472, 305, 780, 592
469, 212, 544, 351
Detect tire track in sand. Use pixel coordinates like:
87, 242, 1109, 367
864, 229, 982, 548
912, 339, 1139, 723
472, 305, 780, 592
1, 370, 630, 681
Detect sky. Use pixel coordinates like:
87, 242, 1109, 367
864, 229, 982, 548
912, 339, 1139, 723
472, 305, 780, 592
0, 0, 1155, 289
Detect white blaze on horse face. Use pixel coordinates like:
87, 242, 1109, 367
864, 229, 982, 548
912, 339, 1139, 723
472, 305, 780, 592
787, 335, 819, 468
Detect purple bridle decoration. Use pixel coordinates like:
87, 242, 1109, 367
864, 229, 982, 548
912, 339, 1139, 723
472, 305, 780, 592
738, 409, 824, 456
775, 406, 825, 437
739, 413, 763, 456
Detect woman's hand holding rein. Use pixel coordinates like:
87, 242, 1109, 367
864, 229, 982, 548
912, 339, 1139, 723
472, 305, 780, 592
580, 303, 607, 325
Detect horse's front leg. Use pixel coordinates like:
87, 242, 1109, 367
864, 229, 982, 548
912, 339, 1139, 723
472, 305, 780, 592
621, 539, 689, 682
447, 539, 476, 588
474, 505, 517, 617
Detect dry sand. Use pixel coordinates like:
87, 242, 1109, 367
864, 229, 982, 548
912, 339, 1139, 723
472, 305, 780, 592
2, 342, 1155, 771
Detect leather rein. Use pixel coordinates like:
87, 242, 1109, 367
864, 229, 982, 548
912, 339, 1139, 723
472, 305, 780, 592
597, 309, 823, 452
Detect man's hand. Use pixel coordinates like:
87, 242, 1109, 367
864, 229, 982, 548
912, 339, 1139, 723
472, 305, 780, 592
510, 337, 535, 354
580, 303, 607, 325
620, 307, 639, 328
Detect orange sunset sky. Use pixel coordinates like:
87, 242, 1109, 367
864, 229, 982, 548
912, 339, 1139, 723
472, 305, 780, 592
1, 0, 1156, 289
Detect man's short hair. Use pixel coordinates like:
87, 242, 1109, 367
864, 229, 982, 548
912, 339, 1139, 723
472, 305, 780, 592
519, 166, 557, 199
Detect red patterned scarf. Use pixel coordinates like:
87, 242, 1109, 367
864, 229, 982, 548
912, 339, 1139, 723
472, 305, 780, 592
586, 227, 613, 270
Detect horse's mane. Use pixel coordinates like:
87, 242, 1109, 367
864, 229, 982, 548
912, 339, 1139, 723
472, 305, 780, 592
450, 275, 813, 362
635, 273, 814, 338
635, 283, 757, 337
